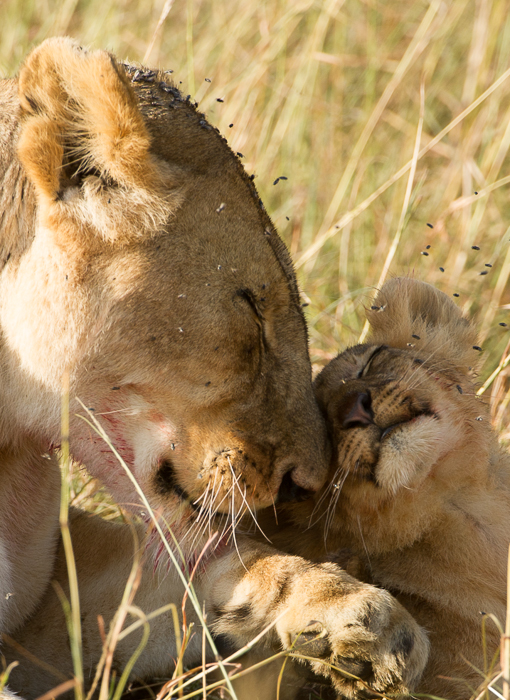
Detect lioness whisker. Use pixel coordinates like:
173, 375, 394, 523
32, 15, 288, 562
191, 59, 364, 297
227, 456, 270, 543
228, 490, 248, 570
192, 483, 210, 506
217, 510, 232, 544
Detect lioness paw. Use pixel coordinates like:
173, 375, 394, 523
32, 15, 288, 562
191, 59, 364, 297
18, 37, 180, 243
275, 567, 429, 698
208, 551, 428, 699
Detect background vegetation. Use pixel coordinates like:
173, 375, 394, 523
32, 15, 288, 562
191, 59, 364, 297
1, 0, 510, 696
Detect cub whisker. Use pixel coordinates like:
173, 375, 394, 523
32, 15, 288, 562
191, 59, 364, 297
323, 467, 350, 544
309, 464, 343, 529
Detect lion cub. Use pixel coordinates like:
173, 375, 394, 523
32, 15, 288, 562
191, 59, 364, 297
308, 278, 509, 699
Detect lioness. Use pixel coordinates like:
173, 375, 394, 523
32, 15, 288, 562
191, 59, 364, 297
0, 40, 428, 698
282, 277, 509, 699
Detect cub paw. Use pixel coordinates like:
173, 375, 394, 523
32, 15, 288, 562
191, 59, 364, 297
276, 565, 429, 698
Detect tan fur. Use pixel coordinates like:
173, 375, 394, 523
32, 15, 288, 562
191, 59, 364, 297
0, 42, 428, 698
289, 277, 509, 698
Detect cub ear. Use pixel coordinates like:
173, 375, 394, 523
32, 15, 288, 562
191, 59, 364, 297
366, 277, 480, 373
17, 37, 181, 245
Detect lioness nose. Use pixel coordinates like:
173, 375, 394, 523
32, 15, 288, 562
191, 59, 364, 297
339, 391, 374, 429
277, 469, 315, 504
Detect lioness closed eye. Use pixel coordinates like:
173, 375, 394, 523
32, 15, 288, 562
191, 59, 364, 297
1, 41, 427, 699
283, 277, 509, 699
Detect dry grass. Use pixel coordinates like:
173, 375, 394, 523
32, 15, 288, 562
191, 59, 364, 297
2, 0, 510, 697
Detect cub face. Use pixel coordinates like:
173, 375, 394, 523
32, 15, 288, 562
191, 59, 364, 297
313, 277, 489, 550
315, 342, 469, 496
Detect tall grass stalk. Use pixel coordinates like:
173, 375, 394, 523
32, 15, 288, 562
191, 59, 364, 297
82, 521, 148, 700
0, 661, 18, 693
318, 0, 440, 237
359, 77, 426, 342
296, 64, 510, 272
503, 545, 510, 699
60, 373, 84, 700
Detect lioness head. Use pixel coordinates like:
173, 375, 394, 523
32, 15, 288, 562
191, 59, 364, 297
0, 38, 328, 552
314, 277, 490, 550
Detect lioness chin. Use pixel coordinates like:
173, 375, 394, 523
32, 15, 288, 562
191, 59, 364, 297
0, 40, 427, 699
280, 277, 509, 699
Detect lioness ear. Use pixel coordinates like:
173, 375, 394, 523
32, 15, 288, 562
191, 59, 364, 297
17, 37, 180, 245
366, 277, 479, 373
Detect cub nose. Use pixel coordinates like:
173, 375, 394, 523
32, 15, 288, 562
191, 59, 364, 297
277, 469, 315, 504
339, 391, 374, 429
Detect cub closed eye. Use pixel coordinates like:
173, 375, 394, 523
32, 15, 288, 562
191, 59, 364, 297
358, 345, 388, 378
